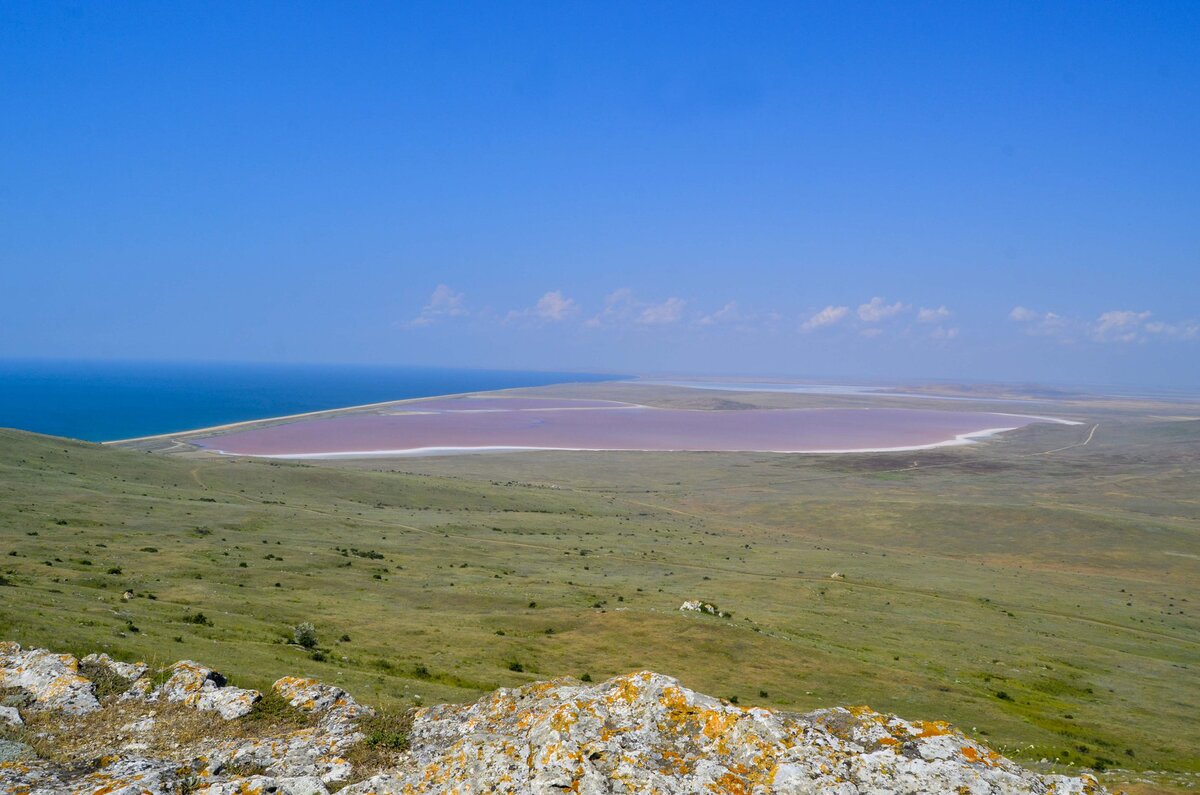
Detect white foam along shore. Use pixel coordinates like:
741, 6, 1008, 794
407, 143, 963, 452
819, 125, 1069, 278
201, 417, 1083, 459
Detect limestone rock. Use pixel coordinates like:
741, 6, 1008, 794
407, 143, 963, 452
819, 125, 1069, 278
0, 643, 1111, 795
151, 660, 261, 719
274, 675, 372, 722
0, 705, 21, 726
83, 651, 149, 681
0, 738, 33, 764
198, 774, 331, 794
395, 671, 1104, 794
0, 641, 99, 714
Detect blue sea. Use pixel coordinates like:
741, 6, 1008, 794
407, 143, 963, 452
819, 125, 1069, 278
0, 360, 619, 443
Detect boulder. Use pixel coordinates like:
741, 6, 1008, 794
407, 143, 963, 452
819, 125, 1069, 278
274, 675, 372, 721
0, 641, 99, 714
82, 651, 150, 682
152, 660, 261, 719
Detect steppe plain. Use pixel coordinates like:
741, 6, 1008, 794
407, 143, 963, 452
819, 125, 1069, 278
1, 381, 1197, 793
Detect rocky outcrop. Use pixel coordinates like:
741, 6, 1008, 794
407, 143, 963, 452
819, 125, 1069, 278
0, 641, 99, 715
149, 660, 261, 719
0, 642, 1109, 795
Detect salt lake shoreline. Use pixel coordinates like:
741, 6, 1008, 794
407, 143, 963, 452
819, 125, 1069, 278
110, 382, 1085, 459
201, 421, 1083, 459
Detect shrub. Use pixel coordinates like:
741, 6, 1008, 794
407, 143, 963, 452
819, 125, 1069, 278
292, 622, 318, 649
184, 612, 212, 626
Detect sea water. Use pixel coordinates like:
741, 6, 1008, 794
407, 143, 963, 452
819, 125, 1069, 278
0, 359, 617, 442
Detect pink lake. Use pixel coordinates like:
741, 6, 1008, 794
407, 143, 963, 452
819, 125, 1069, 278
192, 397, 1074, 457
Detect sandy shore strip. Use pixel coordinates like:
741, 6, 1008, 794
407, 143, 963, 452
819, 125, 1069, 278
201, 424, 1054, 459
99, 391, 611, 445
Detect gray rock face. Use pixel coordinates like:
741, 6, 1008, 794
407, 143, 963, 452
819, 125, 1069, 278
384, 671, 1103, 795
82, 651, 150, 682
0, 643, 1109, 795
0, 641, 99, 714
151, 660, 261, 719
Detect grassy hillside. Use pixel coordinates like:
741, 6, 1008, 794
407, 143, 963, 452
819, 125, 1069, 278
1, 394, 1197, 791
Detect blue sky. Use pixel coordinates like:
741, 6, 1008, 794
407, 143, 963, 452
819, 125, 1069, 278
2, 1, 1198, 386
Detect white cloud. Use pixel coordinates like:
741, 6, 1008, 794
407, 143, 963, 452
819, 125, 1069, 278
638, 297, 686, 325
699, 301, 741, 326
507, 290, 578, 324
857, 297, 908, 322
587, 289, 685, 327
1010, 305, 1198, 343
1091, 309, 1152, 343
917, 306, 951, 323
800, 305, 849, 332
1009, 306, 1070, 337
1145, 320, 1200, 340
931, 326, 959, 340
409, 284, 467, 327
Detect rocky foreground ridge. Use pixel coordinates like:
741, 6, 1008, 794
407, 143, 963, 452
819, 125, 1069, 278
0, 642, 1108, 794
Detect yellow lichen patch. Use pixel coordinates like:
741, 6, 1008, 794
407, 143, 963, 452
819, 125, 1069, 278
701, 710, 740, 745
960, 745, 1000, 767
912, 720, 952, 738
707, 772, 752, 794
658, 747, 691, 775
605, 674, 646, 707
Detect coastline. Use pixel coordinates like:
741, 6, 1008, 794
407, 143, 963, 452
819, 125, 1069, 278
200, 424, 1041, 459
100, 387, 553, 445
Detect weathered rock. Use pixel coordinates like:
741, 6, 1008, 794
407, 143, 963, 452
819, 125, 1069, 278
0, 738, 33, 764
82, 651, 150, 682
151, 660, 261, 719
0, 705, 20, 726
679, 599, 731, 618
0, 643, 1111, 795
72, 756, 184, 795
198, 774, 331, 794
395, 671, 1104, 794
274, 675, 372, 722
0, 641, 99, 714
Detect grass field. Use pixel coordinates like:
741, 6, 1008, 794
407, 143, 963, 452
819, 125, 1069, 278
1, 383, 1197, 792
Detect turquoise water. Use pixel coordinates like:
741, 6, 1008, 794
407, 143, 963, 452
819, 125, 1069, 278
0, 360, 618, 442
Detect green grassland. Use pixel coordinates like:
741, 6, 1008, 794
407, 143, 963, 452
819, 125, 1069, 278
1, 384, 1198, 792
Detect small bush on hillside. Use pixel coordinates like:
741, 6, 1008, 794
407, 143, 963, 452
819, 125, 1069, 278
292, 622, 318, 649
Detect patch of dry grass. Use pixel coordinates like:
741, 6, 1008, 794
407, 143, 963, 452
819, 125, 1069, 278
342, 707, 415, 780
11, 688, 318, 767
